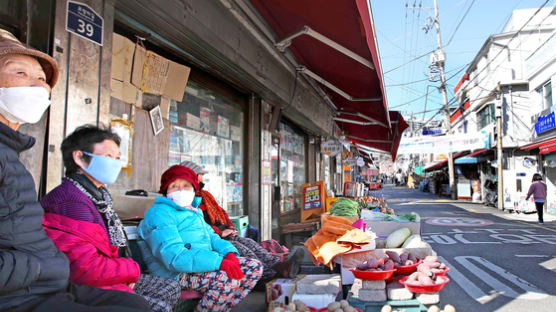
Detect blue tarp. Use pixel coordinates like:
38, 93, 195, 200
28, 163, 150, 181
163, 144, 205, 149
455, 157, 482, 164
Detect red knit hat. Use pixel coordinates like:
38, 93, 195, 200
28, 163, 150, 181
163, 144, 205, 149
159, 165, 199, 195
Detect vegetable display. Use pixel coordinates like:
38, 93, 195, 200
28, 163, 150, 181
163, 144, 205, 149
403, 256, 448, 286
330, 198, 361, 217
385, 251, 417, 266
385, 227, 411, 248
354, 256, 395, 272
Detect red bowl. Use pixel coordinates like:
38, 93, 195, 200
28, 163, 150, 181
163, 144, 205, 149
434, 267, 450, 276
349, 268, 397, 280
399, 275, 450, 293
311, 307, 363, 312
394, 259, 422, 274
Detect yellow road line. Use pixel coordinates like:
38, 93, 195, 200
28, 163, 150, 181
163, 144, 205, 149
470, 208, 478, 213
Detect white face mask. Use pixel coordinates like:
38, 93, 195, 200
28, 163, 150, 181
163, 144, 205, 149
167, 189, 196, 207
0, 87, 51, 124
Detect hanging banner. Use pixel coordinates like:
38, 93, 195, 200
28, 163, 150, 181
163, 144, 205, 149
344, 157, 357, 167
398, 130, 489, 154
321, 140, 343, 156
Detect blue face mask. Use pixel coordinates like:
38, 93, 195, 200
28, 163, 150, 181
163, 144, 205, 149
81, 152, 122, 185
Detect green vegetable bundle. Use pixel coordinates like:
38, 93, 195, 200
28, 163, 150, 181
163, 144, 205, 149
330, 197, 361, 217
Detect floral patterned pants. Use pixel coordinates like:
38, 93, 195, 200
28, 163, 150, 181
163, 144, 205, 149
179, 257, 263, 312
228, 235, 281, 280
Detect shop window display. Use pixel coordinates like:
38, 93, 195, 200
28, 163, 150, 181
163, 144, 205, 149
168, 81, 244, 215
279, 123, 306, 213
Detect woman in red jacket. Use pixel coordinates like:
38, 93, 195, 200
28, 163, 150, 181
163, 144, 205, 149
42, 125, 181, 312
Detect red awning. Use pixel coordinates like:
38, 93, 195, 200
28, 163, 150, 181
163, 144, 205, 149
466, 148, 489, 158
346, 111, 408, 159
249, 0, 401, 155
520, 137, 556, 150
423, 152, 467, 173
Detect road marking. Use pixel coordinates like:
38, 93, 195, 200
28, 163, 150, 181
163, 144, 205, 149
515, 220, 556, 233
470, 208, 478, 212
539, 257, 556, 272
426, 217, 494, 227
437, 256, 493, 304
454, 256, 548, 300
515, 255, 551, 258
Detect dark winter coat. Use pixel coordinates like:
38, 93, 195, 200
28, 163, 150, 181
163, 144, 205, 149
0, 122, 70, 310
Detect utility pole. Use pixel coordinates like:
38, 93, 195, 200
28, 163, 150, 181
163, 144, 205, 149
496, 83, 504, 210
432, 0, 456, 199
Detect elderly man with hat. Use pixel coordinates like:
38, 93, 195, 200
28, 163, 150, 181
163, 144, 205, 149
138, 164, 263, 312
0, 29, 150, 311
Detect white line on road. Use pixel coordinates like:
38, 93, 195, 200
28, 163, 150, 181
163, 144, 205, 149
454, 256, 548, 301
515, 255, 551, 258
437, 256, 494, 304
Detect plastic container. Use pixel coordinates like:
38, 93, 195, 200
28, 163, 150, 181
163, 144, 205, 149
349, 268, 396, 280
394, 259, 422, 274
434, 267, 450, 276
398, 275, 450, 293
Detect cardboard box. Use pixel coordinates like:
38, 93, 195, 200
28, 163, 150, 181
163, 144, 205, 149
131, 45, 146, 89
163, 60, 190, 101
141, 51, 169, 95
265, 275, 305, 307
111, 79, 141, 106
111, 34, 135, 82
159, 96, 171, 119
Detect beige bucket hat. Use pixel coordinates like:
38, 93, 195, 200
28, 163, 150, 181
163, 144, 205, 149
0, 29, 59, 88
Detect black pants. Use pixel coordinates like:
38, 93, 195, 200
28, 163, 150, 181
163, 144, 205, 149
535, 202, 544, 223
14, 283, 151, 312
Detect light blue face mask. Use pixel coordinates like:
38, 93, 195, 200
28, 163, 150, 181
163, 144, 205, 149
81, 152, 122, 185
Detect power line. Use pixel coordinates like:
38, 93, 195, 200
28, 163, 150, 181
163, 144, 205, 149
445, 0, 476, 46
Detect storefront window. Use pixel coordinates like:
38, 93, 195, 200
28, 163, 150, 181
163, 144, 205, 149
279, 122, 306, 213
168, 81, 244, 215
477, 104, 495, 130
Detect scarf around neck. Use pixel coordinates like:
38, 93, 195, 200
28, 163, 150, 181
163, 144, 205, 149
67, 174, 128, 248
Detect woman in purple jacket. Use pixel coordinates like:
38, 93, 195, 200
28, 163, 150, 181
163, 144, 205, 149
526, 173, 547, 225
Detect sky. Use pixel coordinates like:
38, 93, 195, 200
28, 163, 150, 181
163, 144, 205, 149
371, 0, 555, 122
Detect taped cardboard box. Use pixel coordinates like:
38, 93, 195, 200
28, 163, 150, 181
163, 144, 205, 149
265, 275, 305, 308
111, 34, 135, 82
131, 45, 146, 89
163, 61, 190, 101
141, 51, 169, 95
111, 79, 141, 107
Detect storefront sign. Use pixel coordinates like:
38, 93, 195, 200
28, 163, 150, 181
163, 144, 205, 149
321, 140, 343, 156
398, 130, 489, 154
301, 181, 326, 223
534, 112, 555, 134
540, 144, 556, 154
422, 129, 443, 135
66, 1, 103, 46
357, 157, 365, 167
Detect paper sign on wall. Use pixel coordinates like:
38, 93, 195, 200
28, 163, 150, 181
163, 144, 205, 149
301, 181, 327, 223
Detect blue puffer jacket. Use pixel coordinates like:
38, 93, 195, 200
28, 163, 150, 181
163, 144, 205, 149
137, 196, 238, 280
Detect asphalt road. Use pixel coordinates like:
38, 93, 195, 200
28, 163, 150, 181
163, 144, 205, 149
371, 185, 556, 312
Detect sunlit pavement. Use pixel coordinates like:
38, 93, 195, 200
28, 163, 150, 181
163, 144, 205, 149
376, 185, 556, 311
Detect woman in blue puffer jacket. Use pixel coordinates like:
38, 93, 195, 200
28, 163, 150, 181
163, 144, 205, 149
138, 165, 262, 312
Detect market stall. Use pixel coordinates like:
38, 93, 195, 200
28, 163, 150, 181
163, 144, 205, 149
268, 189, 456, 312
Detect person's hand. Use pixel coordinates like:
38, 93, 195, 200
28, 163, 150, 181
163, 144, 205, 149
128, 283, 136, 289
225, 252, 240, 266
222, 229, 237, 237
219, 259, 244, 280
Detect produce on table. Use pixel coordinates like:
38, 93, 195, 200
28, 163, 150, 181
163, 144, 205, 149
401, 234, 423, 248
385, 227, 411, 248
326, 300, 358, 312
404, 256, 448, 286
330, 198, 361, 217
385, 251, 417, 266
355, 256, 394, 272
427, 304, 456, 312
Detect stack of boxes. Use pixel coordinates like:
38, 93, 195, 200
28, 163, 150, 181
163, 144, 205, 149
292, 274, 342, 309
110, 33, 191, 118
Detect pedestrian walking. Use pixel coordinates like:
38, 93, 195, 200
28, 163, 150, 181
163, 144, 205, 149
526, 173, 547, 225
